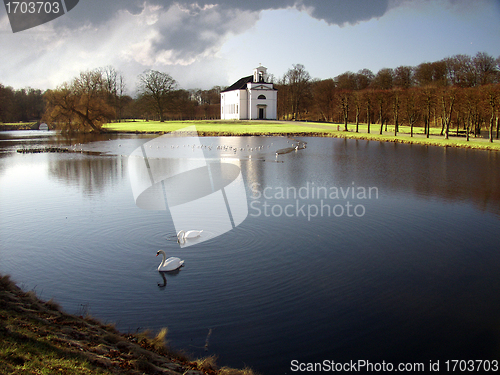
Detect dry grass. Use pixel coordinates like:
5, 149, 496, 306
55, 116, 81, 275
194, 355, 219, 372
218, 367, 258, 375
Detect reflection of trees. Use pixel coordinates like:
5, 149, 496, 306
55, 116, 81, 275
331, 141, 500, 217
48, 155, 126, 197
240, 137, 500, 219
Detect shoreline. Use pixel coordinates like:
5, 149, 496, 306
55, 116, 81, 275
105, 129, 500, 152
4, 120, 499, 152
0, 273, 256, 375
103, 119, 500, 152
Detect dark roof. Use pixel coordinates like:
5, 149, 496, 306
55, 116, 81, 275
221, 76, 253, 92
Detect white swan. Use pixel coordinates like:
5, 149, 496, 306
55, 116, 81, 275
156, 250, 184, 272
177, 230, 203, 243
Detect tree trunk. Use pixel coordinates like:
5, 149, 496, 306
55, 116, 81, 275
490, 113, 495, 143
356, 108, 359, 133
496, 114, 499, 139
367, 108, 371, 134
394, 117, 398, 136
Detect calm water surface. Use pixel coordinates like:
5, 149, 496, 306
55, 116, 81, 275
1, 130, 500, 374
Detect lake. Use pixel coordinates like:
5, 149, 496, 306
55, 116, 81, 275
1, 130, 500, 374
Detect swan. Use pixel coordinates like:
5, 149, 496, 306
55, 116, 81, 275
177, 230, 203, 243
156, 250, 184, 272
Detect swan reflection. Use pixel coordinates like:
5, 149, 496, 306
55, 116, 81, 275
157, 268, 182, 288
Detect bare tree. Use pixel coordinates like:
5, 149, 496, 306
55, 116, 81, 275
44, 69, 114, 132
474, 52, 498, 85
356, 69, 374, 90
414, 61, 447, 87
393, 66, 414, 89
335, 72, 357, 90
137, 70, 177, 122
371, 68, 394, 90
445, 55, 477, 88
440, 87, 457, 139
283, 64, 311, 120
339, 91, 350, 131
353, 91, 362, 132
362, 90, 373, 133
100, 66, 127, 122
420, 87, 436, 138
485, 84, 499, 142
312, 79, 336, 122
392, 89, 401, 136
404, 89, 419, 137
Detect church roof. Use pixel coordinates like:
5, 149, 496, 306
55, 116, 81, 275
221, 75, 277, 93
221, 76, 253, 92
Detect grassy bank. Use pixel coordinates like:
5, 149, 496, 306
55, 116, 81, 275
0, 274, 256, 375
0, 122, 38, 131
103, 120, 500, 151
103, 120, 323, 136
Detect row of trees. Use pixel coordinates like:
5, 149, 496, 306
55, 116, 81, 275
0, 85, 44, 123
277, 53, 500, 141
1, 67, 222, 131
42, 67, 223, 132
1, 51, 499, 135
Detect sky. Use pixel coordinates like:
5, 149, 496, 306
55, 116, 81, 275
1, 0, 500, 95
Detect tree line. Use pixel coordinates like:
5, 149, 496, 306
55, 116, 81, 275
1, 52, 499, 138
0, 67, 222, 131
277, 52, 500, 141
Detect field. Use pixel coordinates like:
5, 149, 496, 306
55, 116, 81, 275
103, 120, 500, 151
103, 120, 322, 135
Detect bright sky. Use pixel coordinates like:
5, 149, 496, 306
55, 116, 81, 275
1, 0, 499, 94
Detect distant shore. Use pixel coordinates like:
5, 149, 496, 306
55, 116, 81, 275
103, 120, 500, 152
3, 120, 499, 152
0, 122, 39, 131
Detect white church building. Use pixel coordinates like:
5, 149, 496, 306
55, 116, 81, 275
220, 66, 277, 120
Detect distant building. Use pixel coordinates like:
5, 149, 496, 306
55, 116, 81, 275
220, 65, 277, 120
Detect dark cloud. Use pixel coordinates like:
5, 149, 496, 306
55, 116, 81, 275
301, 0, 390, 25
62, 0, 392, 27
52, 0, 394, 66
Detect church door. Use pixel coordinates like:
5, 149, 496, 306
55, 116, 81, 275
259, 108, 264, 119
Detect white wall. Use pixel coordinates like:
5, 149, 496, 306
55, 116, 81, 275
247, 83, 277, 120
220, 90, 248, 120
220, 82, 277, 120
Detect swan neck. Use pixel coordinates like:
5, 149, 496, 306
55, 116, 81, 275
177, 230, 186, 243
160, 250, 166, 265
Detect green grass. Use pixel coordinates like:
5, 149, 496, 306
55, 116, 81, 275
0, 122, 38, 130
103, 120, 325, 135
103, 119, 500, 151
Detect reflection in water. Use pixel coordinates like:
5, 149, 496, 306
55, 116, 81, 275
243, 138, 500, 219
48, 156, 126, 196
157, 269, 181, 288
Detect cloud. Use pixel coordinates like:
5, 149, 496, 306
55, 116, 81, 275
57, 2, 260, 66
63, 0, 393, 28
300, 0, 390, 25
53, 0, 395, 68
2, 0, 493, 92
